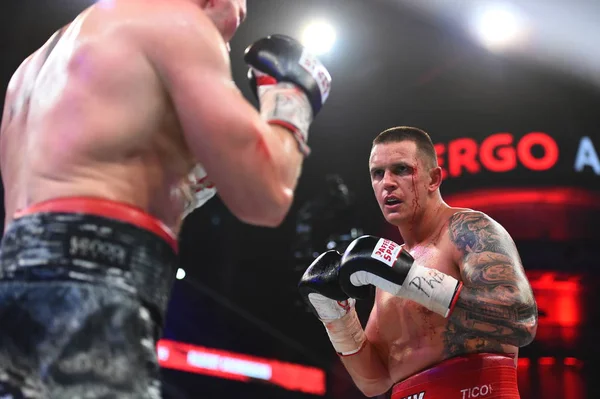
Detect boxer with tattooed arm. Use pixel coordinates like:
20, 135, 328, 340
299, 126, 537, 399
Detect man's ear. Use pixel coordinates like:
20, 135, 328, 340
429, 166, 443, 192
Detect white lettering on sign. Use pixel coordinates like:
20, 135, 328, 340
574, 136, 600, 175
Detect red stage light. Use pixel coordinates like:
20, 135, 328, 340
538, 357, 556, 366
563, 357, 584, 368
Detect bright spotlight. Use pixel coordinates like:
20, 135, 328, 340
301, 21, 336, 55
176, 268, 186, 280
472, 4, 525, 51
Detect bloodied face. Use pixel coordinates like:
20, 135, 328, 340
369, 140, 436, 226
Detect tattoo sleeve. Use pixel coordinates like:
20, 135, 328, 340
445, 211, 538, 352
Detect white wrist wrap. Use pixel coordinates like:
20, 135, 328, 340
176, 164, 217, 218
258, 82, 313, 156
308, 293, 355, 322
400, 265, 462, 318
323, 308, 367, 356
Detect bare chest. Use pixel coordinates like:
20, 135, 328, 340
365, 243, 459, 366
405, 243, 460, 281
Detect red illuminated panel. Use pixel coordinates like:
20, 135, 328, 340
563, 368, 586, 399
156, 339, 326, 396
444, 187, 600, 241
563, 357, 584, 368
538, 357, 556, 366
525, 272, 584, 348
535, 357, 586, 399
517, 362, 532, 399
445, 187, 600, 209
518, 357, 585, 398
529, 272, 582, 328
518, 357, 583, 368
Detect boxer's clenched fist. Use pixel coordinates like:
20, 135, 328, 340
244, 34, 332, 156
299, 251, 368, 356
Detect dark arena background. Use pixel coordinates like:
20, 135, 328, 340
1, 0, 599, 398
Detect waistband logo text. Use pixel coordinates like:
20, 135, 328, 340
70, 236, 127, 266
461, 384, 493, 398
399, 392, 425, 399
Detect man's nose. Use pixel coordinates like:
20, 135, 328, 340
382, 170, 397, 190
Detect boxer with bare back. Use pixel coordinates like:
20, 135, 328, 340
300, 127, 537, 398
0, 0, 332, 397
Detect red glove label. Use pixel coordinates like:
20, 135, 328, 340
371, 238, 402, 266
298, 50, 332, 102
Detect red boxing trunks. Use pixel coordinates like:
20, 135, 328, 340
391, 353, 519, 399
0, 197, 178, 398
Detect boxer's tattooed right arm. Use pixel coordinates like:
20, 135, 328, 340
443, 211, 538, 356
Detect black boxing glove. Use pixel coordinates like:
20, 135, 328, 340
244, 34, 332, 156
339, 236, 463, 318
298, 251, 368, 356
298, 251, 353, 322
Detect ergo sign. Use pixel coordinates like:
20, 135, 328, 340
435, 132, 600, 180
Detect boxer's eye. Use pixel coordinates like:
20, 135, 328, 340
371, 169, 383, 179
393, 165, 412, 175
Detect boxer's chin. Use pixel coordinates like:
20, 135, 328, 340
382, 207, 410, 226
383, 210, 403, 226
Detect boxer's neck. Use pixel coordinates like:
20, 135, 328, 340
397, 192, 447, 249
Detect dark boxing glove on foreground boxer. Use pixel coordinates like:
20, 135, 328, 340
339, 235, 463, 318
298, 251, 370, 356
245, 34, 331, 156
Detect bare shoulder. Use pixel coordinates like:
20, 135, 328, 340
445, 208, 518, 259
6, 53, 35, 91
127, 1, 230, 74
130, 1, 215, 40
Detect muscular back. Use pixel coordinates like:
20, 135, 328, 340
0, 2, 195, 230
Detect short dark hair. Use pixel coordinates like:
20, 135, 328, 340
372, 126, 438, 168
